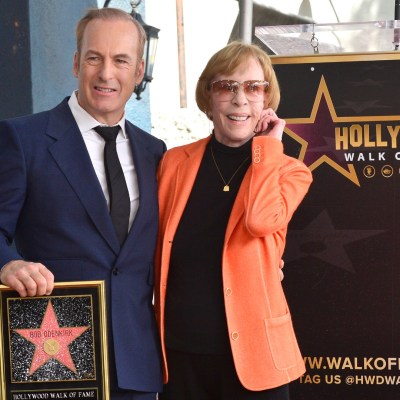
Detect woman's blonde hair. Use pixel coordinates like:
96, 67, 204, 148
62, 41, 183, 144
196, 41, 280, 119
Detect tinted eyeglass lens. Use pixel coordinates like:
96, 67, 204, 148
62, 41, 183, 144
211, 81, 237, 98
211, 80, 268, 101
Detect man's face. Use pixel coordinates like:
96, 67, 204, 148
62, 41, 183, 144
73, 18, 144, 125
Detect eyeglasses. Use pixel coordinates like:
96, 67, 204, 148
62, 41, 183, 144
210, 80, 269, 102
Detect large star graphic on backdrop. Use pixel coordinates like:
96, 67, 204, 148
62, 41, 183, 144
285, 210, 385, 272
14, 300, 89, 375
284, 75, 400, 186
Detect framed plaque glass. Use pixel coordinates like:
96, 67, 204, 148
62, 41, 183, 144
0, 281, 109, 400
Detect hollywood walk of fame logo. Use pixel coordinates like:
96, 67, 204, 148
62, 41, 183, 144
284, 75, 400, 186
9, 296, 95, 382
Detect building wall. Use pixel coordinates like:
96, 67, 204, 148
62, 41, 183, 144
0, 0, 32, 119
29, 0, 96, 113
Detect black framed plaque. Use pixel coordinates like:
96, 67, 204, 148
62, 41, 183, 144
0, 281, 109, 400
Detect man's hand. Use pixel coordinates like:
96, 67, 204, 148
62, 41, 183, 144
0, 260, 54, 297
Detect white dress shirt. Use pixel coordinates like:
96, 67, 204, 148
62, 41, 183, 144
68, 91, 139, 231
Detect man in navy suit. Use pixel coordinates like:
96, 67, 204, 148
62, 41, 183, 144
0, 7, 165, 400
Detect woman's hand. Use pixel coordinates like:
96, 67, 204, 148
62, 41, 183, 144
254, 108, 285, 142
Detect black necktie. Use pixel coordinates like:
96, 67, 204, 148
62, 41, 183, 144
94, 125, 130, 246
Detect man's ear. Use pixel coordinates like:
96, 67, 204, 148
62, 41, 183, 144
135, 59, 145, 85
73, 51, 79, 78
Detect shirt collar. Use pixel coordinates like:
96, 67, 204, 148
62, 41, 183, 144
68, 91, 127, 138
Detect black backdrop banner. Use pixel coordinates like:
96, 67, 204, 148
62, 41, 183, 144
274, 53, 400, 400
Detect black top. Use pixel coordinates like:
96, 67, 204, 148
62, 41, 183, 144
165, 134, 252, 354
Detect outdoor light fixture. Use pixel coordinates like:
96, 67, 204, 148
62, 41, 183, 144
104, 0, 160, 100
130, 0, 160, 100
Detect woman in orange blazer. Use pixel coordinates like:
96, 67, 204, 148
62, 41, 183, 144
155, 41, 312, 400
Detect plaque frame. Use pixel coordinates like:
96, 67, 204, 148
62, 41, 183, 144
0, 281, 109, 400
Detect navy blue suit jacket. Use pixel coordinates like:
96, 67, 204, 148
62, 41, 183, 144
0, 98, 165, 392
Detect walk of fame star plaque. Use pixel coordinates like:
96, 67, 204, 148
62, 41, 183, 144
0, 281, 109, 399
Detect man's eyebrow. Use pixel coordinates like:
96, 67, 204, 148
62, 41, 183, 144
113, 53, 133, 60
83, 50, 133, 61
84, 49, 102, 56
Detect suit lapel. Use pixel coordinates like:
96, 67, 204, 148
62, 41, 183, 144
122, 123, 156, 243
46, 100, 120, 254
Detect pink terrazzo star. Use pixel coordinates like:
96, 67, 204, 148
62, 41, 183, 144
14, 300, 89, 375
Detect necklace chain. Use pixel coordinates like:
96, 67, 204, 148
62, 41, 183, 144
210, 145, 250, 192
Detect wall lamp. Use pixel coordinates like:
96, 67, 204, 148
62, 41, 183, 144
104, 0, 160, 100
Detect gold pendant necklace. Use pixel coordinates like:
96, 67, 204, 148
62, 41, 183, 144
210, 145, 250, 192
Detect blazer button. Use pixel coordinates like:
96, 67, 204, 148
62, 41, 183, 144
225, 288, 232, 296
231, 332, 239, 340
112, 267, 120, 276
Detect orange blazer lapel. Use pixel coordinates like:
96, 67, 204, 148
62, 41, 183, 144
160, 137, 210, 242
224, 168, 251, 245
